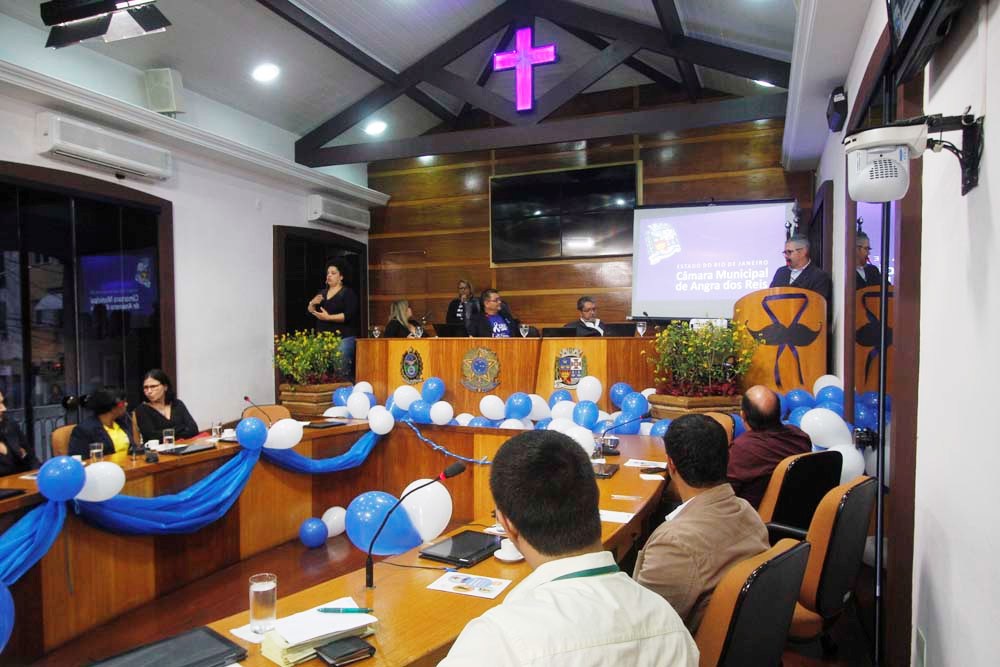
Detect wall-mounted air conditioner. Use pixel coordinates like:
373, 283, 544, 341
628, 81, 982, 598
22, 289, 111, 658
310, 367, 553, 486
306, 194, 370, 232
35, 112, 174, 181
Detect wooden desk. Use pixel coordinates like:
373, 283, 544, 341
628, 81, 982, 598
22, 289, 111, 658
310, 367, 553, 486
356, 337, 656, 413
207, 435, 667, 666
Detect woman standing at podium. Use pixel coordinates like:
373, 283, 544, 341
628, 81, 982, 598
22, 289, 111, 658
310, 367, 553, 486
308, 259, 359, 380
134, 369, 199, 442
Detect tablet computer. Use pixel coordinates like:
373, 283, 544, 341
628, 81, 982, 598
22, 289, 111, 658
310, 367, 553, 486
305, 420, 347, 429
88, 626, 247, 667
418, 530, 501, 568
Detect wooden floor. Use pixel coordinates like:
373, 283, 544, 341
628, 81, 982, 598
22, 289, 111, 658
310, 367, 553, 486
26, 535, 875, 667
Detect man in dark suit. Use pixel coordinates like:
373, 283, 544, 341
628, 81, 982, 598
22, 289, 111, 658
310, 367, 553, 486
564, 296, 603, 337
769, 234, 833, 304
855, 231, 883, 289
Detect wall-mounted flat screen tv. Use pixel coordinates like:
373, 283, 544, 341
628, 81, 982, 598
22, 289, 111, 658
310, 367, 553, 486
490, 162, 638, 263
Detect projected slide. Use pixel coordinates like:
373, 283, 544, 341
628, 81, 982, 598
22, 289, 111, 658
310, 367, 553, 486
631, 201, 793, 319
79, 251, 158, 317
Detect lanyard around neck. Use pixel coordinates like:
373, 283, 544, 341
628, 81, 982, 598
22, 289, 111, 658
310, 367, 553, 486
551, 564, 620, 582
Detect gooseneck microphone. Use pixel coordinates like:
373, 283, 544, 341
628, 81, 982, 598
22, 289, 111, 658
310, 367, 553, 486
365, 462, 467, 588
243, 395, 273, 427
600, 414, 646, 439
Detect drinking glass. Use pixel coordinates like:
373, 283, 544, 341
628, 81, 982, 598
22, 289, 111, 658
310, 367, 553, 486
414, 326, 424, 339
370, 325, 382, 338
162, 428, 175, 447
211, 421, 222, 440
636, 321, 647, 337
89, 442, 103, 462
249, 573, 277, 634
519, 324, 530, 338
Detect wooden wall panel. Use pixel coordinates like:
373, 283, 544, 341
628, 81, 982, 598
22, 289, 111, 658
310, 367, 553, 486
369, 165, 491, 202
370, 232, 490, 265
492, 147, 635, 176
639, 133, 783, 179
644, 169, 814, 208
371, 196, 488, 235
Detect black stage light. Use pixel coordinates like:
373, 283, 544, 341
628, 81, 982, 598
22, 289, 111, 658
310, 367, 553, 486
40, 0, 169, 49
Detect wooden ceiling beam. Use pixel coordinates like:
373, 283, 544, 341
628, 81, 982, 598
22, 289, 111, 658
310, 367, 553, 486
650, 0, 701, 102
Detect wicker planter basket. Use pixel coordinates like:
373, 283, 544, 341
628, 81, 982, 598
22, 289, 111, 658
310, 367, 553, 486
278, 382, 350, 417
648, 393, 742, 420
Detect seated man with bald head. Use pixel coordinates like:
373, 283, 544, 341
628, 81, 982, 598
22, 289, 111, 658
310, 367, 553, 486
727, 385, 813, 508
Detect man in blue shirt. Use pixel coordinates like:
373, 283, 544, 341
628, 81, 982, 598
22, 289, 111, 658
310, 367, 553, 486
468, 288, 519, 337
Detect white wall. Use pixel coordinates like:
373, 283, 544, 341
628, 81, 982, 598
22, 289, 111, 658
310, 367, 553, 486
913, 0, 1000, 664
0, 92, 368, 428
814, 0, 889, 376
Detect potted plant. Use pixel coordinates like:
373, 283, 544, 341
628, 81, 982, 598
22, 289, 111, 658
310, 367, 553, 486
273, 330, 350, 416
646, 320, 760, 419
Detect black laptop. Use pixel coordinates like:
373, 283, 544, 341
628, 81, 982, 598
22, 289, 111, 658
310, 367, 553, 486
419, 530, 501, 567
159, 442, 216, 456
603, 322, 637, 337
434, 323, 469, 337
541, 327, 576, 337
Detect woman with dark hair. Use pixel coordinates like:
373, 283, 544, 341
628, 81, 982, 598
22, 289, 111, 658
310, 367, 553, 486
384, 300, 421, 338
68, 388, 137, 459
0, 390, 40, 476
134, 369, 199, 442
307, 259, 359, 379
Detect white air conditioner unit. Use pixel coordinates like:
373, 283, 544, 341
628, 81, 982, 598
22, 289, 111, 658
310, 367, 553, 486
35, 112, 174, 180
306, 194, 370, 231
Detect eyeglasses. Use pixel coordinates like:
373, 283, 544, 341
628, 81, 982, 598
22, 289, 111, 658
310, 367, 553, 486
857, 245, 871, 251
781, 247, 805, 256
142, 383, 162, 390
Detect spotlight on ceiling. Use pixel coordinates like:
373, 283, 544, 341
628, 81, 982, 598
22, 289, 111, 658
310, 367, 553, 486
364, 120, 387, 136
41, 0, 171, 49
252, 63, 281, 83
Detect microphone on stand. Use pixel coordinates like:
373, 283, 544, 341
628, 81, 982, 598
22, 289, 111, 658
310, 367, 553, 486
366, 462, 467, 588
243, 395, 273, 427
596, 415, 648, 457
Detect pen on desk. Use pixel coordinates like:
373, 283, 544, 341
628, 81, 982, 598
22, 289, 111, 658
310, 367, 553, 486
317, 607, 374, 614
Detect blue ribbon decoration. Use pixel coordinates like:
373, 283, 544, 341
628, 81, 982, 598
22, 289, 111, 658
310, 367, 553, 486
261, 431, 381, 473
403, 422, 491, 465
75, 448, 260, 535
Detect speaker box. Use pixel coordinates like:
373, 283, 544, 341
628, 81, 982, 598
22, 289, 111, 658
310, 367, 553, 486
144, 68, 184, 114
827, 86, 847, 132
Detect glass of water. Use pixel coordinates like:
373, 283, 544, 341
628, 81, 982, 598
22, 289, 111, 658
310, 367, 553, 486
370, 325, 381, 338
162, 428, 175, 447
249, 573, 277, 634
211, 421, 222, 440
414, 325, 423, 338
519, 324, 530, 338
636, 321, 647, 337
89, 442, 103, 462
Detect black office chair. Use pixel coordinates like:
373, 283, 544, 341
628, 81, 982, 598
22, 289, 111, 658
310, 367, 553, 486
758, 450, 843, 541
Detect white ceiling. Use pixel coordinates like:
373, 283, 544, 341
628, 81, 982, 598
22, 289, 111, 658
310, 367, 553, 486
0, 0, 870, 167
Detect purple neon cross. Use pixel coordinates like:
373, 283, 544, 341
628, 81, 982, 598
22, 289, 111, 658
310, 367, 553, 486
492, 27, 557, 112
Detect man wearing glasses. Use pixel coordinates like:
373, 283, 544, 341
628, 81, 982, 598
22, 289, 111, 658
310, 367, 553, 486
769, 234, 832, 303
855, 231, 883, 289
468, 288, 520, 337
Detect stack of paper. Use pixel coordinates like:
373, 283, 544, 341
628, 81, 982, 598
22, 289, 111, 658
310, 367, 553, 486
261, 597, 378, 666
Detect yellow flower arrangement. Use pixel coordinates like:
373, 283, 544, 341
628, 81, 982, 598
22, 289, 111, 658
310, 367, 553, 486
274, 330, 345, 384
648, 321, 761, 396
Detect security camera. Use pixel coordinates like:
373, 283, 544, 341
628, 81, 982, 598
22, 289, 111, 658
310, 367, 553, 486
844, 123, 928, 203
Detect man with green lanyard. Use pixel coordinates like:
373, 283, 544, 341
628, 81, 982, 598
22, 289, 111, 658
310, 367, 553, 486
439, 430, 698, 666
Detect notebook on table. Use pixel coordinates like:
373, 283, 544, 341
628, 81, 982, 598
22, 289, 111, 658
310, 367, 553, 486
88, 626, 246, 667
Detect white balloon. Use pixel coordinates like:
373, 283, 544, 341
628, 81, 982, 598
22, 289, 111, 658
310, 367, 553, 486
547, 417, 576, 434
520, 418, 534, 430
401, 478, 453, 542
455, 412, 474, 426
352, 381, 374, 395
264, 418, 305, 450
75, 461, 125, 502
597, 410, 611, 423
499, 418, 525, 429
576, 376, 603, 403
641, 387, 656, 398
566, 425, 596, 453
321, 506, 347, 537
609, 410, 622, 421
863, 443, 891, 483
551, 400, 577, 421
528, 394, 551, 421
829, 445, 866, 484
367, 405, 395, 434
800, 408, 852, 449
393, 385, 421, 410
323, 406, 350, 418
430, 401, 454, 425
347, 392, 371, 419
480, 395, 506, 421
812, 374, 843, 395
638, 422, 654, 436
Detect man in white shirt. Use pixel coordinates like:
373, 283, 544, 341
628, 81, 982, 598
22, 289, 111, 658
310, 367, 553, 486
438, 430, 698, 667
564, 296, 604, 337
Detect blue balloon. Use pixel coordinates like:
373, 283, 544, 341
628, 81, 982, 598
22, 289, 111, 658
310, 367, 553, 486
549, 389, 572, 407
592, 419, 614, 434
785, 389, 815, 412
620, 392, 649, 418
447, 419, 459, 426
815, 401, 844, 417
468, 416, 492, 428
815, 386, 844, 404
609, 382, 634, 409
385, 396, 407, 420
0, 585, 12, 655
299, 517, 328, 548
572, 400, 600, 429
505, 392, 532, 420
854, 403, 878, 431
37, 456, 85, 501
650, 418, 672, 437
365, 392, 377, 407
860, 391, 879, 408
422, 377, 446, 403
345, 491, 422, 556
609, 413, 641, 435
730, 413, 746, 438
788, 406, 811, 427
409, 399, 432, 424
333, 386, 353, 407
236, 417, 268, 450
534, 417, 553, 430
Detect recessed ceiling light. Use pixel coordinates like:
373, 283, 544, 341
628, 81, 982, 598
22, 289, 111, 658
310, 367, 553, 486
615, 198, 626, 206
534, 209, 542, 216
364, 120, 387, 136
754, 79, 775, 88
252, 63, 280, 83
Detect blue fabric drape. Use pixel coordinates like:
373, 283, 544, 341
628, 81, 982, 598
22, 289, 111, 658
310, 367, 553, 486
0, 500, 66, 586
75, 448, 260, 535
261, 431, 380, 473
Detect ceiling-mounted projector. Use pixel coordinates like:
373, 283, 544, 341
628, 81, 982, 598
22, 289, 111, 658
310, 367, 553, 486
40, 0, 170, 49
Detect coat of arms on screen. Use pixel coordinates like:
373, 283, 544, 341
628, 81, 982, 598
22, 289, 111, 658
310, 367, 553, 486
645, 222, 682, 265
400, 347, 424, 385
554, 348, 587, 389
461, 347, 500, 392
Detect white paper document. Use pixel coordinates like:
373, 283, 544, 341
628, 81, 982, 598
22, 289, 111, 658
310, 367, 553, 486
640, 474, 666, 481
599, 509, 637, 524
624, 459, 667, 468
275, 596, 376, 646
427, 572, 512, 599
